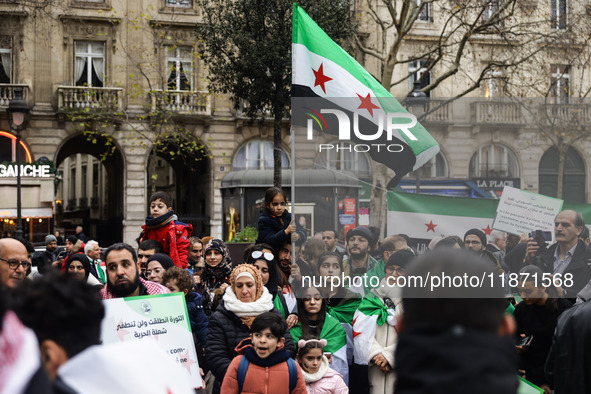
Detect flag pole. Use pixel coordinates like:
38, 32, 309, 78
290, 126, 296, 267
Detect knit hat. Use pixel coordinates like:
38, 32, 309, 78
66, 235, 78, 244
464, 228, 487, 246
230, 264, 264, 300
147, 253, 175, 270
386, 250, 415, 269
45, 234, 57, 245
345, 226, 376, 245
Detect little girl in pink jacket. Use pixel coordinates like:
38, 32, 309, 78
297, 338, 348, 394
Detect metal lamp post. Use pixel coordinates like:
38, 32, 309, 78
7, 88, 30, 240
408, 81, 428, 194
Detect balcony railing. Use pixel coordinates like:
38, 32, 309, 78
424, 99, 452, 122
471, 101, 522, 124
150, 90, 210, 115
0, 84, 30, 107
57, 86, 123, 111
538, 103, 591, 125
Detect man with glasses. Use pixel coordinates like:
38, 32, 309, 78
0, 238, 30, 288
464, 228, 504, 274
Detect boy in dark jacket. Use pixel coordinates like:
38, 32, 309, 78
221, 312, 306, 393
140, 191, 192, 268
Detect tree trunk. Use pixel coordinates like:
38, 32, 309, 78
369, 163, 388, 238
273, 112, 282, 188
556, 145, 566, 199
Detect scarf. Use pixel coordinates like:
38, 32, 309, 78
223, 286, 274, 328
202, 239, 233, 297
144, 210, 176, 229
243, 345, 291, 367
301, 355, 330, 383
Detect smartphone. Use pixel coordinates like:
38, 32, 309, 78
518, 335, 533, 347
528, 230, 552, 242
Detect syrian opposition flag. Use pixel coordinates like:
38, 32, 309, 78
291, 4, 440, 186
291, 313, 349, 383
352, 296, 390, 365
387, 191, 499, 247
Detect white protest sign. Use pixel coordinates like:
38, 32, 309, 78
101, 293, 202, 388
493, 186, 563, 236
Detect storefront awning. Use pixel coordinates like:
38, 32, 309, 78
0, 207, 53, 218
221, 169, 361, 189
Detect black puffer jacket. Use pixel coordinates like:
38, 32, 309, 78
205, 299, 295, 394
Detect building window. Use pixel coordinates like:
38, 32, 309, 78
539, 146, 585, 203
407, 152, 448, 179
0, 37, 12, 83
0, 132, 31, 163
166, 46, 193, 91
74, 41, 105, 87
409, 60, 430, 97
483, 67, 505, 99
550, 65, 569, 104
483, 0, 503, 24
314, 142, 371, 179
551, 0, 567, 30
233, 140, 290, 170
166, 0, 193, 7
469, 144, 519, 178
416, 0, 431, 22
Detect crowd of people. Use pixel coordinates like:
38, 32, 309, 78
1, 188, 591, 394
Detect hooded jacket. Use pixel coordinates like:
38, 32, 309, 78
395, 324, 519, 394
221, 338, 307, 394
141, 211, 193, 269
206, 300, 295, 394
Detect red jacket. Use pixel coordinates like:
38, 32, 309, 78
221, 338, 307, 394
141, 220, 192, 269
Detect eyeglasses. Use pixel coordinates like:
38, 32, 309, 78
271, 201, 286, 207
385, 266, 405, 274
251, 251, 274, 262
0, 257, 32, 270
464, 240, 482, 245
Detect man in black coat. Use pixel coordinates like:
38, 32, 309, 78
32, 235, 65, 275
525, 210, 591, 301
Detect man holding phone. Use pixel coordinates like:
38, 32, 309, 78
525, 209, 591, 301
32, 234, 65, 275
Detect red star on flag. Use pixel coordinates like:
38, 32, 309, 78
180, 348, 197, 374
482, 224, 493, 236
352, 316, 361, 338
312, 63, 332, 94
356, 93, 380, 117
425, 220, 437, 232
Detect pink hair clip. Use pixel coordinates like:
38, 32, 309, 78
297, 338, 327, 349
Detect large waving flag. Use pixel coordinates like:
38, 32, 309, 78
292, 4, 440, 186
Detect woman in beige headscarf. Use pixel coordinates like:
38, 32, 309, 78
205, 264, 295, 394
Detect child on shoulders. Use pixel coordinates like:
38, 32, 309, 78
141, 191, 192, 268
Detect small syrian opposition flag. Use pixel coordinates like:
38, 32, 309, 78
291, 4, 440, 187
387, 191, 498, 243
352, 296, 390, 365
291, 313, 349, 382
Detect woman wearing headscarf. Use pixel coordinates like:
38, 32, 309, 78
245, 243, 299, 328
201, 239, 233, 313
206, 264, 295, 394
64, 253, 101, 287
145, 253, 175, 284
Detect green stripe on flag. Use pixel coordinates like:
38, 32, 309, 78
387, 191, 499, 218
